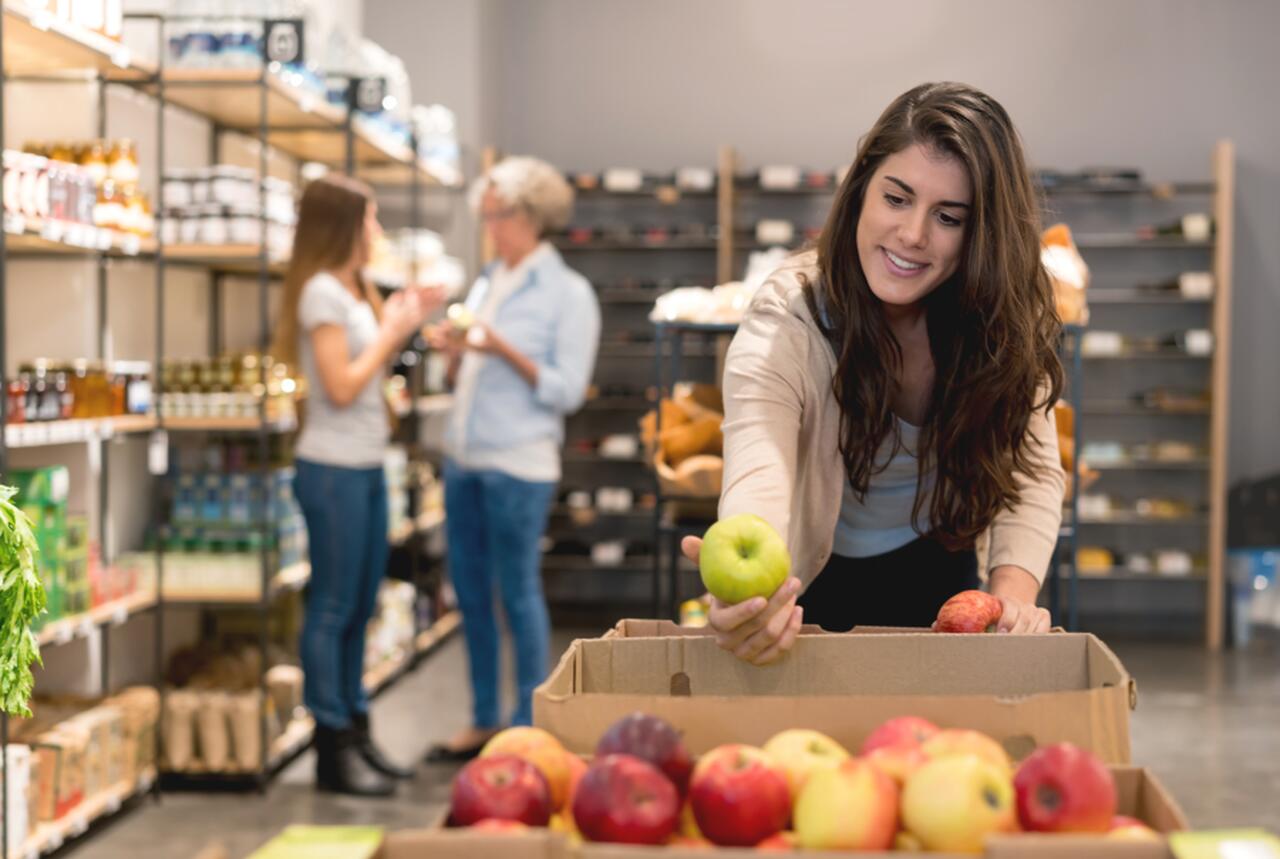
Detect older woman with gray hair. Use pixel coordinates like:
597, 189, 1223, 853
424, 156, 600, 762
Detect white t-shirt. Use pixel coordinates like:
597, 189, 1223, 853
294, 272, 389, 468
447, 243, 561, 483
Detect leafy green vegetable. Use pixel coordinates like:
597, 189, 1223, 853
0, 484, 45, 716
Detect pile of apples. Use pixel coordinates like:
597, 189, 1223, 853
448, 714, 1162, 852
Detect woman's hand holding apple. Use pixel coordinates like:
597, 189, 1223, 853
681, 534, 804, 667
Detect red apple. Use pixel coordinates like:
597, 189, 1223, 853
596, 713, 694, 796
470, 819, 529, 835
572, 754, 680, 845
861, 716, 941, 755
481, 727, 573, 811
866, 743, 929, 786
689, 744, 791, 847
564, 753, 588, 808
450, 755, 552, 827
1014, 743, 1116, 833
935, 590, 1003, 633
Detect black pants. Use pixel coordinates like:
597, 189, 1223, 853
796, 537, 979, 631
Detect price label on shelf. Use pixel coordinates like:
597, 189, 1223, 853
111, 47, 132, 69
68, 814, 88, 837
121, 233, 141, 256
5, 212, 26, 235
76, 618, 95, 639
96, 228, 114, 251
111, 606, 129, 627
46, 832, 63, 852
139, 771, 154, 792
104, 796, 121, 815
53, 624, 73, 646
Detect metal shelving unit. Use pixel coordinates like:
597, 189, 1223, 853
0, 9, 463, 847
1051, 144, 1233, 649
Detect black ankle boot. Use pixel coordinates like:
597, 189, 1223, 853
352, 712, 415, 780
314, 724, 397, 796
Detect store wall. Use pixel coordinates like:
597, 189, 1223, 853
367, 0, 1278, 485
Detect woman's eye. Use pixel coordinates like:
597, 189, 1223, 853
937, 212, 965, 227
884, 193, 907, 207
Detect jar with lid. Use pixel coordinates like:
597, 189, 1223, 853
30, 360, 60, 422
113, 361, 152, 415
107, 140, 140, 186
7, 374, 27, 424
78, 140, 108, 187
105, 367, 125, 416
95, 179, 124, 231
48, 142, 75, 164
52, 364, 73, 420
69, 360, 90, 418
85, 362, 112, 418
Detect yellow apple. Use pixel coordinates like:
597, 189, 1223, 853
894, 831, 925, 851
922, 729, 1012, 774
902, 755, 1016, 853
762, 729, 851, 801
794, 758, 898, 851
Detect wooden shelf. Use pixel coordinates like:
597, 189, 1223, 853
1088, 290, 1212, 305
160, 561, 310, 605
35, 589, 156, 647
415, 610, 461, 654
5, 214, 155, 258
1078, 514, 1209, 526
162, 415, 297, 433
1069, 567, 1209, 581
159, 67, 342, 131
17, 768, 156, 858
162, 244, 288, 276
3, 1, 153, 79
1082, 350, 1211, 361
1080, 401, 1210, 417
5, 414, 156, 448
1073, 235, 1214, 249
1090, 459, 1210, 471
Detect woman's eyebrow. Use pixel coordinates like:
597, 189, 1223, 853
885, 175, 971, 209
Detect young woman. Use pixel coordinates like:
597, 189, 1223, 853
274, 175, 442, 795
684, 82, 1066, 665
423, 157, 600, 762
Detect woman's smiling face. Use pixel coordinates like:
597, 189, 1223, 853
855, 142, 972, 310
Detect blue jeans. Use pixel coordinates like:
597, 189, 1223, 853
294, 458, 389, 730
444, 461, 556, 729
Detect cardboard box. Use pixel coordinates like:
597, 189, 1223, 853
535, 620, 1136, 764
381, 767, 1185, 858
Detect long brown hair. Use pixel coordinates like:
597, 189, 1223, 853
273, 174, 382, 367
808, 82, 1063, 549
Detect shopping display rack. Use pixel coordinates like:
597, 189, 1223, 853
0, 7, 462, 854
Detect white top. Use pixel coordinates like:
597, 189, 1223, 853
831, 418, 936, 558
294, 272, 389, 468
447, 242, 562, 483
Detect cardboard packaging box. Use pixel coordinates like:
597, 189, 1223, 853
380, 767, 1185, 858
535, 620, 1136, 764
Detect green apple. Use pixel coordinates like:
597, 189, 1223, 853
699, 514, 790, 604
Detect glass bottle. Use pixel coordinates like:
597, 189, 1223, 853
78, 140, 109, 188
107, 139, 140, 186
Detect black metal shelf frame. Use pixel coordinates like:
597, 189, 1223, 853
0, 11, 452, 842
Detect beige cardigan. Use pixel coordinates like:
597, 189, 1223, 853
718, 251, 1065, 588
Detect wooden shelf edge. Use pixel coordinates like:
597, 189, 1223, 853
19, 767, 156, 858
35, 589, 157, 646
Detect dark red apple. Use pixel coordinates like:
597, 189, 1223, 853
1014, 743, 1117, 833
450, 755, 552, 827
935, 590, 1004, 633
689, 744, 791, 847
595, 713, 694, 795
572, 754, 680, 844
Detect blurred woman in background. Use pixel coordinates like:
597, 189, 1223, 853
275, 175, 443, 795
424, 157, 600, 762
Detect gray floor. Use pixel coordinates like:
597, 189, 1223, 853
63, 629, 1280, 858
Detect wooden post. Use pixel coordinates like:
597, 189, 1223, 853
1206, 139, 1234, 651
479, 145, 499, 266
717, 145, 736, 284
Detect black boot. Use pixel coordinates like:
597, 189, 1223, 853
314, 724, 397, 796
352, 712, 416, 780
